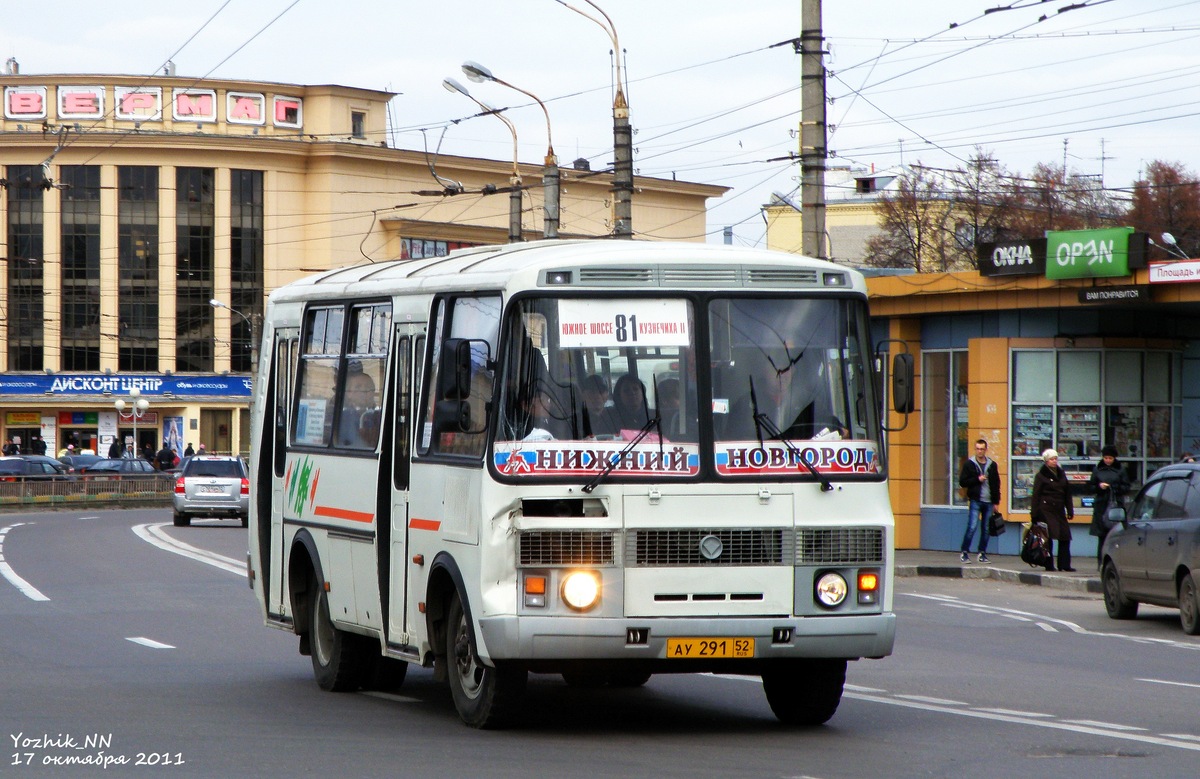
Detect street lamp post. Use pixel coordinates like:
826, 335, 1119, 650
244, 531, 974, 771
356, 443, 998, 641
210, 298, 259, 382
461, 61, 559, 239
443, 77, 524, 243
114, 388, 150, 456
555, 0, 632, 238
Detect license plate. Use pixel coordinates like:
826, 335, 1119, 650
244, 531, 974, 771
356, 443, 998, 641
666, 637, 754, 659
199, 485, 225, 494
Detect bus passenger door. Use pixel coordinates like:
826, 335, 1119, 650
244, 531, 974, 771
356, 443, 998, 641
269, 332, 298, 619
387, 328, 423, 648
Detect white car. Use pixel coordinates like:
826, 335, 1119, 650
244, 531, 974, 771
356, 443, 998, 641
172, 455, 249, 527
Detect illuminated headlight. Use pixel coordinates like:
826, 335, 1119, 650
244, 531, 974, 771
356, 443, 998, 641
822, 272, 847, 287
815, 572, 848, 608
561, 570, 601, 611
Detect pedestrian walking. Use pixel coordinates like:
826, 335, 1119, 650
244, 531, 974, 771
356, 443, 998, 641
958, 438, 1000, 564
1089, 445, 1129, 568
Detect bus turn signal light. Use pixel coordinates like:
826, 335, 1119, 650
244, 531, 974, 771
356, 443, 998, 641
858, 570, 880, 605
524, 575, 547, 608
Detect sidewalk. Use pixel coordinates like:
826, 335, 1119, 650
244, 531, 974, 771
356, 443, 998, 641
895, 549, 1102, 594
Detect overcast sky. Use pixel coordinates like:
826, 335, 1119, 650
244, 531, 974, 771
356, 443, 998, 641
3, 0, 1198, 250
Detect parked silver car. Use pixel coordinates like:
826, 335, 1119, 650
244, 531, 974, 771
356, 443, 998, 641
1101, 462, 1200, 634
172, 455, 249, 527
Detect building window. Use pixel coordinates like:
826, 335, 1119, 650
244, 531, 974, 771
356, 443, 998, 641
176, 167, 214, 372
60, 166, 101, 371
351, 111, 366, 139
118, 166, 160, 371
400, 238, 480, 259
5, 165, 46, 370
230, 170, 263, 374
1010, 348, 1182, 515
922, 350, 969, 506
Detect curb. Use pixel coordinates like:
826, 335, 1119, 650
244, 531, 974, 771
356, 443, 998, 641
896, 563, 1102, 594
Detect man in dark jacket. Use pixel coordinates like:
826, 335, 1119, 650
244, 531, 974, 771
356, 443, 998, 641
155, 441, 175, 471
1089, 445, 1129, 567
958, 438, 1001, 564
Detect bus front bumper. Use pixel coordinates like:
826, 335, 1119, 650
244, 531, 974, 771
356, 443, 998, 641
476, 612, 895, 667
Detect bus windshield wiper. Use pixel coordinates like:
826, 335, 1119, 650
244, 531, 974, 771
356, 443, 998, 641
582, 411, 661, 494
748, 377, 833, 492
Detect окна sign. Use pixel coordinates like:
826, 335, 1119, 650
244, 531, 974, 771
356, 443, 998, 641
1045, 227, 1134, 280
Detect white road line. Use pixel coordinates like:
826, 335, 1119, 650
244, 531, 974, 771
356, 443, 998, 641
893, 694, 967, 706
845, 690, 1200, 752
0, 522, 50, 602
1035, 622, 1058, 632
1161, 733, 1200, 742
1138, 677, 1200, 690
361, 691, 420, 704
904, 592, 1200, 650
132, 522, 245, 576
972, 707, 1054, 718
711, 673, 1200, 751
126, 637, 175, 649
1062, 719, 1147, 731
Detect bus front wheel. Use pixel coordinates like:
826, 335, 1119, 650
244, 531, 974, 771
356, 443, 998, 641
309, 578, 367, 692
445, 592, 526, 728
761, 659, 846, 726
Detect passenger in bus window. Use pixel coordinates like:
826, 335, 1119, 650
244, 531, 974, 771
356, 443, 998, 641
338, 369, 380, 448
517, 387, 570, 441
581, 374, 619, 437
612, 374, 650, 431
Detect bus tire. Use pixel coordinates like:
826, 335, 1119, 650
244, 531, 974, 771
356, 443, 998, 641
310, 578, 367, 692
446, 591, 526, 728
364, 656, 409, 692
761, 659, 846, 726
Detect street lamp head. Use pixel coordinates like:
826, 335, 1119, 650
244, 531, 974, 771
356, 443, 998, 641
1163, 232, 1179, 247
462, 61, 489, 84
209, 298, 226, 310
442, 77, 471, 98
135, 398, 149, 412
462, 60, 494, 84
114, 399, 126, 412
129, 387, 140, 398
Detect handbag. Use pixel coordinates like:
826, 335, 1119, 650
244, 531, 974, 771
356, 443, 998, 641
988, 510, 1006, 536
1020, 523, 1051, 567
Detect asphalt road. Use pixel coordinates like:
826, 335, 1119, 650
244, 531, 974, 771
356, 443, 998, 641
2, 508, 1198, 778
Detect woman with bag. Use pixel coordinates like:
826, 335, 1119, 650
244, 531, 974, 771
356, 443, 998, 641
1088, 445, 1129, 568
1031, 448, 1075, 572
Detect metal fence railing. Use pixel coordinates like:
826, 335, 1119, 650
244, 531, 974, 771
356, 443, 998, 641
0, 477, 174, 507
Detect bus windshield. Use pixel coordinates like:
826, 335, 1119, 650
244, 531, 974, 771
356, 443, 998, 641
492, 295, 880, 481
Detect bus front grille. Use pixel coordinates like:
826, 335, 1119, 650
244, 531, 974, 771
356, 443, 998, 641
796, 527, 886, 564
519, 530, 615, 566
629, 528, 790, 566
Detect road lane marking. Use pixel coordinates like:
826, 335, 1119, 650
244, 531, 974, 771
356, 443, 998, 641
894, 694, 967, 706
1035, 622, 1058, 632
1063, 719, 1146, 731
711, 673, 1200, 750
904, 592, 1200, 650
1139, 677, 1200, 689
973, 707, 1054, 718
132, 522, 245, 576
0, 522, 50, 602
127, 637, 175, 649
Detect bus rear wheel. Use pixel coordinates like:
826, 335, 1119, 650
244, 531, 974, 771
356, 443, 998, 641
761, 659, 846, 726
310, 578, 367, 692
445, 592, 526, 728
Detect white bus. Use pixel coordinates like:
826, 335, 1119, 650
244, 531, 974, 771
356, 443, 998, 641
247, 239, 911, 728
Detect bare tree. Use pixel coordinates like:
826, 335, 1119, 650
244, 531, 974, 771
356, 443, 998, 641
863, 164, 959, 272
1129, 160, 1200, 259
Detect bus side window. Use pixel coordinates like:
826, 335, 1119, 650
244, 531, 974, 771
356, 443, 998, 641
421, 295, 500, 458
294, 306, 343, 447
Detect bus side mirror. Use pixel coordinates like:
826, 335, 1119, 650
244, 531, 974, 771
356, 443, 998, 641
892, 352, 914, 414
438, 339, 473, 400
433, 399, 471, 434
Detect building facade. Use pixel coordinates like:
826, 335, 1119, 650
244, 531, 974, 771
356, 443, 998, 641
0, 72, 726, 458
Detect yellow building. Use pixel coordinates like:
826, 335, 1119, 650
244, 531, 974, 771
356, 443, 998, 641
0, 72, 726, 458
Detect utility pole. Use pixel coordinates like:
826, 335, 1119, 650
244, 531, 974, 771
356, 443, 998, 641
800, 0, 827, 259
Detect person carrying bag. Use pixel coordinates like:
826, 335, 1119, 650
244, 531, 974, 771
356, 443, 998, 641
1088, 445, 1129, 568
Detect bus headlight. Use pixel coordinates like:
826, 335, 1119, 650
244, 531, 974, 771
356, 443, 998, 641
561, 570, 601, 611
815, 572, 848, 608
